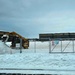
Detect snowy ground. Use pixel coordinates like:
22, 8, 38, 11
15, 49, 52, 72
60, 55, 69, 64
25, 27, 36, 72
0, 40, 75, 74
0, 53, 75, 74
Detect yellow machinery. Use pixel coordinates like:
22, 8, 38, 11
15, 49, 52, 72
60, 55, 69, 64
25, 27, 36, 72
0, 31, 29, 49
9, 31, 29, 49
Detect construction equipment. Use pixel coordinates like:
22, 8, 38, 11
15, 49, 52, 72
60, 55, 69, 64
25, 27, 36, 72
0, 31, 29, 49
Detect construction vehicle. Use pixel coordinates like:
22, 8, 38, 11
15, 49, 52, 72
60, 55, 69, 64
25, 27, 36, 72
0, 31, 29, 49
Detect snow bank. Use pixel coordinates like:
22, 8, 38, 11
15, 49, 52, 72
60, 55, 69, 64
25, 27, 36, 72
0, 41, 18, 54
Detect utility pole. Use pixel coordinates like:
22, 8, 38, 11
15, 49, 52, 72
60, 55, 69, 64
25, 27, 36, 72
49, 38, 51, 53
34, 40, 36, 53
20, 38, 22, 53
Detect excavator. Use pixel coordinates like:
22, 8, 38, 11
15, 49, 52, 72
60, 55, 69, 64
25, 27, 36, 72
0, 31, 29, 49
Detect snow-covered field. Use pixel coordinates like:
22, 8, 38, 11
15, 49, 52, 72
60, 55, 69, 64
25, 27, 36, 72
0, 40, 75, 74
0, 53, 75, 74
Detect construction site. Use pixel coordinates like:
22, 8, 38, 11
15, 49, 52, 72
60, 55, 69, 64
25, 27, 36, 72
0, 31, 75, 75
1, 31, 75, 53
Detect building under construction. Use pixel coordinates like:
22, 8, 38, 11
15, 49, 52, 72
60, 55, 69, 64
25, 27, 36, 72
0, 31, 29, 49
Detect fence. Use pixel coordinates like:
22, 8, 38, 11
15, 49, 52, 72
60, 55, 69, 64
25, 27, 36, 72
0, 38, 75, 54
28, 38, 75, 53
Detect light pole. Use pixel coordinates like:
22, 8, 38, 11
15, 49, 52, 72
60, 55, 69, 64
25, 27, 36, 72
20, 38, 22, 53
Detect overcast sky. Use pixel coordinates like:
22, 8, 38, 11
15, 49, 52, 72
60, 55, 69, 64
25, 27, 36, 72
0, 0, 75, 38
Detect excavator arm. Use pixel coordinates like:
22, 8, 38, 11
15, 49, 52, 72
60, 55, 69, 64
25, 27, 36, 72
9, 31, 29, 49
0, 31, 29, 49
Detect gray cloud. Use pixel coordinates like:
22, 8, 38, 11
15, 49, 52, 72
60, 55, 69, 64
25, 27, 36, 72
0, 0, 75, 38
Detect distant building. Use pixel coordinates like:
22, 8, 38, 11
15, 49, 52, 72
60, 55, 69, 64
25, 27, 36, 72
39, 33, 75, 40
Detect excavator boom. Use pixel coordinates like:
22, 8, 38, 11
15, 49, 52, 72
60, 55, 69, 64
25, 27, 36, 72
0, 31, 29, 49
